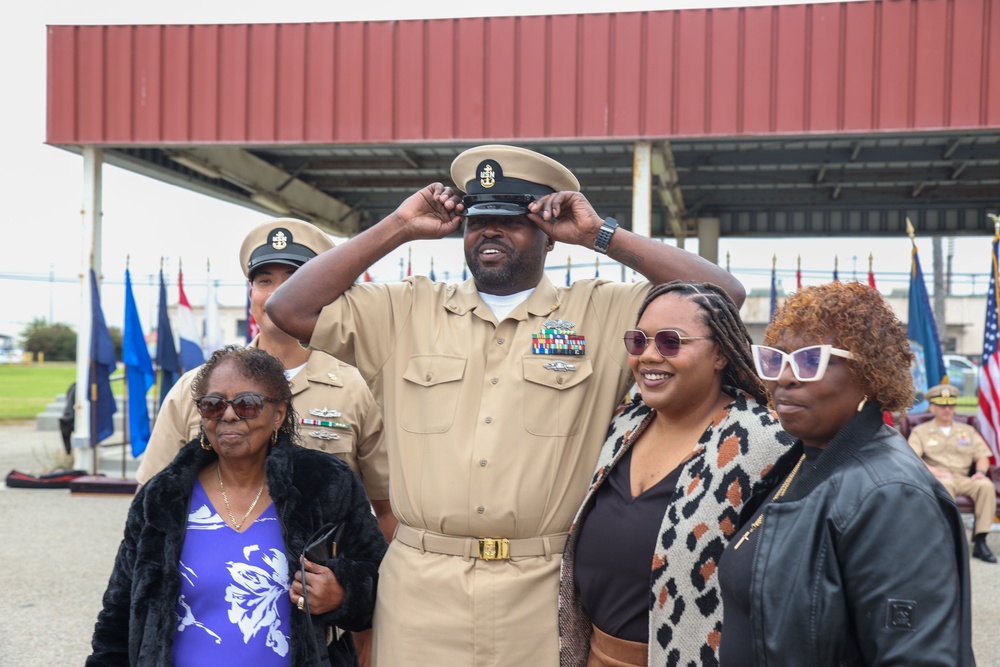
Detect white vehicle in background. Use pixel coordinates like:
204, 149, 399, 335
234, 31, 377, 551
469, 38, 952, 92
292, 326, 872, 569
943, 354, 978, 396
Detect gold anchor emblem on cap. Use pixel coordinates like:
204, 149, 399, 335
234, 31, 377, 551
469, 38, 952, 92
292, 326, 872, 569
271, 230, 288, 250
480, 164, 496, 189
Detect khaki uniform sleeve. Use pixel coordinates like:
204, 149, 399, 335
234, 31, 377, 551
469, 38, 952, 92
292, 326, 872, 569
135, 370, 201, 484
967, 425, 993, 462
351, 376, 389, 501
308, 281, 413, 382
907, 426, 928, 459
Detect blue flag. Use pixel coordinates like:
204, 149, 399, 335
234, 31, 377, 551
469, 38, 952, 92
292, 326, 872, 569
908, 246, 945, 411
88, 269, 117, 446
155, 269, 180, 407
124, 269, 155, 457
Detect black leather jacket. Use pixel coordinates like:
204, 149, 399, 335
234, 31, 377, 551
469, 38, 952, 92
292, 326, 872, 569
736, 404, 975, 667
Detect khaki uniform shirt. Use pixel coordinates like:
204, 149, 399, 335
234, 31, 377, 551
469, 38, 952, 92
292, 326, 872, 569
310, 275, 649, 666
135, 339, 389, 501
908, 420, 991, 478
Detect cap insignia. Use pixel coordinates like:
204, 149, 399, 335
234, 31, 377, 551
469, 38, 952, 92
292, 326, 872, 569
480, 164, 496, 189
271, 230, 288, 250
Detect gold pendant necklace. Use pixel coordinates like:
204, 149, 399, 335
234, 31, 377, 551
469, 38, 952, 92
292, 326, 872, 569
216, 464, 266, 531
733, 453, 806, 550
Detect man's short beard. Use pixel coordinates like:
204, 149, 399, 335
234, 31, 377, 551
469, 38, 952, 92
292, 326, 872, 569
467, 240, 546, 293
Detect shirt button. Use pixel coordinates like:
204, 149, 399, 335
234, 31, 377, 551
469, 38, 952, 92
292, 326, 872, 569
496, 338, 505, 345
477, 506, 485, 514
491, 377, 498, 385
485, 416, 492, 424
426, 373, 432, 381
479, 459, 488, 467
556, 377, 564, 385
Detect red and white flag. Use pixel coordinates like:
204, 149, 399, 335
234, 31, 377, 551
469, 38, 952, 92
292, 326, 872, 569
977, 233, 1000, 464
177, 266, 204, 373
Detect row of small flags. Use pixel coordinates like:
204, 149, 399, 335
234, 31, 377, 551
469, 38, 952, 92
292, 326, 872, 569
89, 261, 226, 459
88, 223, 1000, 466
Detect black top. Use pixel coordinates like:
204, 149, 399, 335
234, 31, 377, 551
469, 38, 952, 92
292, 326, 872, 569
574, 446, 682, 642
717, 444, 823, 666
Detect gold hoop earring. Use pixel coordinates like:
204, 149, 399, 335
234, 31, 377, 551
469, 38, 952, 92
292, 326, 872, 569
271, 430, 278, 446
857, 395, 869, 412
200, 429, 212, 451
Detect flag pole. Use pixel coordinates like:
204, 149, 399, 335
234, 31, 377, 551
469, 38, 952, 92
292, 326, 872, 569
121, 256, 130, 479
152, 257, 163, 415
90, 357, 98, 476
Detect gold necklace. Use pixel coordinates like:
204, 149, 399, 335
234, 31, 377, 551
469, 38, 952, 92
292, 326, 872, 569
216, 464, 266, 531
733, 453, 806, 550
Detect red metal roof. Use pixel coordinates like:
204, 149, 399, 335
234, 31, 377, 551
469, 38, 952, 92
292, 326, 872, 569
47, 0, 1000, 147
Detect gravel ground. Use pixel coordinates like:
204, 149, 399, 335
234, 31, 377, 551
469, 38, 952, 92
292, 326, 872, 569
0, 420, 997, 665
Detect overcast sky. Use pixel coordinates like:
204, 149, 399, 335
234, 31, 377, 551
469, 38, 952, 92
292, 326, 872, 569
1, 0, 994, 340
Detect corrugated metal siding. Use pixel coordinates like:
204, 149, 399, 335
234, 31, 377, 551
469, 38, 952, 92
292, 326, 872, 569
46, 0, 1000, 146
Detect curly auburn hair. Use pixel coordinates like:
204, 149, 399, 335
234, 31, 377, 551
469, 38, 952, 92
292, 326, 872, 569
637, 281, 769, 405
191, 345, 300, 442
764, 281, 914, 412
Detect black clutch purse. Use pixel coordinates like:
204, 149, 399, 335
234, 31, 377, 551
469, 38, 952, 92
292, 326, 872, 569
304, 522, 345, 562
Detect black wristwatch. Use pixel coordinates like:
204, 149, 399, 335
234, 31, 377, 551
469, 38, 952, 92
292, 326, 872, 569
594, 217, 619, 255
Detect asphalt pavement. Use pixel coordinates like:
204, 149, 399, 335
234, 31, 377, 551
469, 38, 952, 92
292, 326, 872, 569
0, 420, 997, 665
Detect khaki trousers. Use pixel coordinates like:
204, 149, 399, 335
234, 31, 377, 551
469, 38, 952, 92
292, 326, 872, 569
941, 475, 997, 535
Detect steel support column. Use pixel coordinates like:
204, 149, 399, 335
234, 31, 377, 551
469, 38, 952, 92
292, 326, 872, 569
73, 147, 103, 472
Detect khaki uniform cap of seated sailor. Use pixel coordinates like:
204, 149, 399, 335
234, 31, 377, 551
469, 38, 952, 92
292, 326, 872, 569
926, 383, 960, 406
450, 144, 580, 217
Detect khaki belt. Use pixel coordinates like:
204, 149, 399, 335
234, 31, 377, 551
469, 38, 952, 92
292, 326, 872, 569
394, 524, 568, 561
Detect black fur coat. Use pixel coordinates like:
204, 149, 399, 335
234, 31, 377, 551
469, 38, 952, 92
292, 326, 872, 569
87, 434, 387, 666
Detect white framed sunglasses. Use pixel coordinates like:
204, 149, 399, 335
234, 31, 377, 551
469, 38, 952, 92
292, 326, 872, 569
751, 344, 856, 382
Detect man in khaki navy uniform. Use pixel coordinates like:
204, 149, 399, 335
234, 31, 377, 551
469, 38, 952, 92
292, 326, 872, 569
137, 219, 393, 535
908, 383, 997, 563
265, 145, 746, 666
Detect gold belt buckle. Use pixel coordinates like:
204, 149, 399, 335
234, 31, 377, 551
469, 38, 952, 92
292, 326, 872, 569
477, 537, 510, 560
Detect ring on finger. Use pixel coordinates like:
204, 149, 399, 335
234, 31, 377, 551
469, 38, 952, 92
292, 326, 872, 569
297, 595, 305, 611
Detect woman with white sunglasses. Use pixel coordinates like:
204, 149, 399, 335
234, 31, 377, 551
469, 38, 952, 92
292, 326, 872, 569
559, 281, 791, 667
718, 281, 974, 667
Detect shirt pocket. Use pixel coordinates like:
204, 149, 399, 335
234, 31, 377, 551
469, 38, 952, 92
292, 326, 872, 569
400, 354, 467, 434
522, 356, 594, 436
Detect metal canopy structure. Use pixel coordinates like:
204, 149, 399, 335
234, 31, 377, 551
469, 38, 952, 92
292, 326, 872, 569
97, 131, 1000, 239
44, 0, 1000, 464
46, 0, 1000, 241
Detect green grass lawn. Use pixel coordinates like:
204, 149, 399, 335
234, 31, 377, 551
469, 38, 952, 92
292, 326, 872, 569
0, 362, 123, 422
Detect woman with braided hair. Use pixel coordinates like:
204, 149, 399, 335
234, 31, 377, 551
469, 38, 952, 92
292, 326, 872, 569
559, 281, 792, 667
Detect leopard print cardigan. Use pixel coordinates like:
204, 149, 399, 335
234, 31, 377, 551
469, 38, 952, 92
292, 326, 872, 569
558, 390, 792, 667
